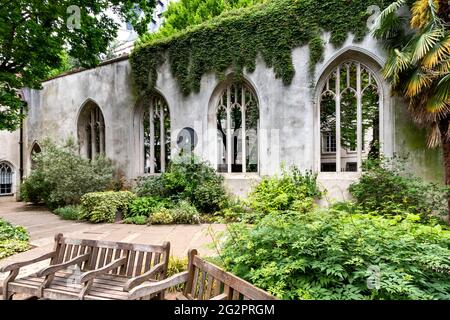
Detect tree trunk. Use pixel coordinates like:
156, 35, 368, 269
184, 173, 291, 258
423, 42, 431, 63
439, 119, 450, 225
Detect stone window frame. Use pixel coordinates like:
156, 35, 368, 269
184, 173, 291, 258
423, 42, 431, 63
212, 78, 260, 174
77, 99, 106, 160
133, 91, 171, 176
0, 161, 14, 196
313, 47, 394, 175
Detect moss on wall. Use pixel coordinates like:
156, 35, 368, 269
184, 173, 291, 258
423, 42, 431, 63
394, 99, 444, 184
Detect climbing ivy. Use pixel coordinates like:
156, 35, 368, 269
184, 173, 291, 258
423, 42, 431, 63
130, 0, 393, 96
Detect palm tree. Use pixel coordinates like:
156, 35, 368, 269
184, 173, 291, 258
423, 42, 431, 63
373, 0, 450, 224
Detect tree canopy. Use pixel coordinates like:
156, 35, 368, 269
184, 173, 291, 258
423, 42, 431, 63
0, 0, 156, 131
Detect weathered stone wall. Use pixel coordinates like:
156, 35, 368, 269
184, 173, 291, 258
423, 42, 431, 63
0, 33, 443, 201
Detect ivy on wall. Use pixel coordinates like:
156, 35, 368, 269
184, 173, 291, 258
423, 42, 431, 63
130, 0, 393, 96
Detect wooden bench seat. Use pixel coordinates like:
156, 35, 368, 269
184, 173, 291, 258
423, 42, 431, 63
1, 233, 170, 300
129, 249, 277, 300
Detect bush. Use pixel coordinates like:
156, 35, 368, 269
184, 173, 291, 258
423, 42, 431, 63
21, 139, 114, 209
127, 196, 174, 218
221, 210, 450, 300
79, 191, 137, 223
123, 215, 148, 225
54, 205, 83, 220
349, 157, 448, 221
134, 155, 229, 213
0, 219, 29, 259
149, 209, 174, 225
147, 201, 201, 225
169, 200, 201, 224
247, 166, 321, 220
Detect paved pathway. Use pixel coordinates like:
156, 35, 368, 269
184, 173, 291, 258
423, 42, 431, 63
0, 201, 227, 283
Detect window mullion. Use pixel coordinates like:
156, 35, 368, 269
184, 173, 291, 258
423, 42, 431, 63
226, 86, 232, 173
160, 105, 166, 172
356, 63, 363, 172
149, 102, 155, 174
241, 87, 246, 174
335, 67, 341, 173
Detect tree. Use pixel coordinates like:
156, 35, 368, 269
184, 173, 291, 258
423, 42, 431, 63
0, 0, 156, 131
373, 0, 450, 223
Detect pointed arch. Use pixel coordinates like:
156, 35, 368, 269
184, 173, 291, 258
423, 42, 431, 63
77, 99, 106, 160
0, 161, 14, 195
209, 75, 260, 173
30, 141, 42, 169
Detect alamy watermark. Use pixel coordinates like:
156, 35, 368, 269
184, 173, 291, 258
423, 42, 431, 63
366, 265, 381, 290
67, 5, 81, 30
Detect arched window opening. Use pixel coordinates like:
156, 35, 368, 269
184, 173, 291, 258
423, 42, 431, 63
0, 163, 13, 195
320, 61, 380, 172
143, 95, 170, 173
30, 142, 41, 169
77, 101, 105, 160
216, 82, 259, 173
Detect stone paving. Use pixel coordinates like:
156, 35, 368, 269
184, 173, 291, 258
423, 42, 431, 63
0, 201, 227, 283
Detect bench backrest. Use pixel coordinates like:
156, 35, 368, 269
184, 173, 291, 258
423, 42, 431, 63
52, 233, 170, 279
183, 249, 277, 300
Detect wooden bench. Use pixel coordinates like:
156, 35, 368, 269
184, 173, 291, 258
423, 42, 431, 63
129, 249, 277, 300
0, 233, 170, 300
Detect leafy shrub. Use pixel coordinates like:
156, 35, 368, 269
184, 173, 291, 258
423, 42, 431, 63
221, 210, 450, 300
349, 157, 448, 221
53, 205, 83, 220
21, 139, 114, 209
149, 209, 174, 225
134, 155, 229, 213
166, 256, 189, 292
247, 166, 321, 220
127, 196, 174, 218
79, 191, 137, 223
169, 200, 201, 224
147, 201, 201, 225
0, 219, 29, 259
123, 215, 148, 225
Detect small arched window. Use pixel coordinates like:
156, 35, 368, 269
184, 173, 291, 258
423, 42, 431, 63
143, 94, 170, 173
30, 142, 41, 169
77, 101, 105, 160
216, 81, 259, 173
0, 162, 13, 195
319, 61, 380, 172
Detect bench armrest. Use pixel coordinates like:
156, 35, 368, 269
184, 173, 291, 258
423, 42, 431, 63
0, 251, 57, 273
123, 262, 165, 292
128, 271, 189, 300
79, 257, 127, 284
36, 253, 90, 277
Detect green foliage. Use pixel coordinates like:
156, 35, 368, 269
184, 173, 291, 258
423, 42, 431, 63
131, 0, 393, 96
248, 166, 321, 217
143, 0, 266, 41
166, 255, 189, 291
221, 210, 450, 300
134, 155, 229, 213
349, 157, 448, 221
148, 201, 201, 225
80, 191, 137, 223
20, 139, 114, 209
127, 196, 174, 218
0, 0, 157, 131
123, 215, 148, 225
53, 205, 83, 221
149, 209, 175, 225
0, 219, 29, 259
21, 140, 113, 209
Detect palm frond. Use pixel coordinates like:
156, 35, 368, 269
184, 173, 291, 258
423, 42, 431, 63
426, 121, 441, 148
421, 32, 450, 68
382, 49, 413, 83
372, 0, 407, 34
434, 73, 450, 101
404, 68, 432, 97
411, 26, 444, 62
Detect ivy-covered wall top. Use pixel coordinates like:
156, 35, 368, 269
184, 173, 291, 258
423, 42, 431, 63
130, 0, 393, 96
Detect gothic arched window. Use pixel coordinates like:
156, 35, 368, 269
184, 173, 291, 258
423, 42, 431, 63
0, 162, 13, 195
319, 61, 380, 172
216, 81, 259, 173
143, 94, 170, 173
77, 101, 105, 160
